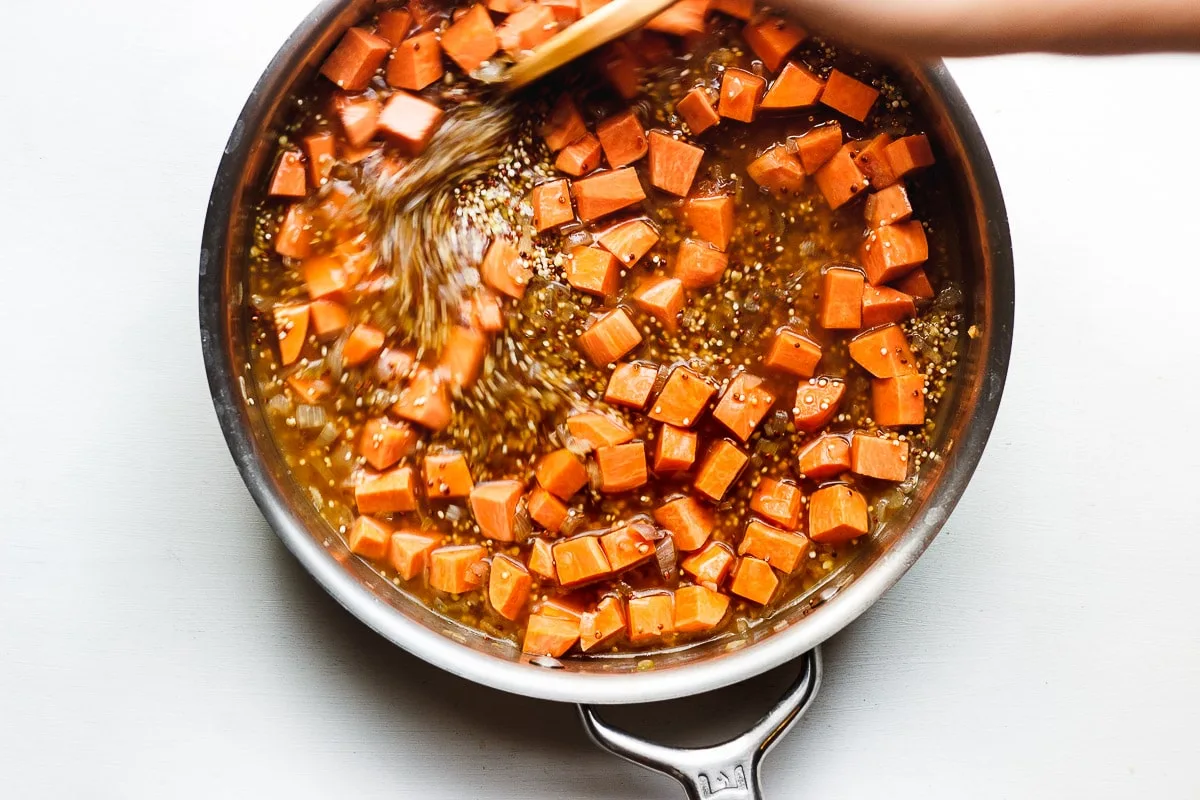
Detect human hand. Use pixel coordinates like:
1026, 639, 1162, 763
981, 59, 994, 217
775, 0, 1200, 58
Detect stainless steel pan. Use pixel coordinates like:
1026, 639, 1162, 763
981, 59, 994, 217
199, 2, 1014, 795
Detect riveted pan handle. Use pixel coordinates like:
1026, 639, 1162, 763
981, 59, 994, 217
579, 647, 823, 800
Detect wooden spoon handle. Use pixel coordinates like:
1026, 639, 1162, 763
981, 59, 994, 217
503, 0, 679, 92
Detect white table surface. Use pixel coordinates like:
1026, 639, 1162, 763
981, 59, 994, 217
2, 2, 1199, 797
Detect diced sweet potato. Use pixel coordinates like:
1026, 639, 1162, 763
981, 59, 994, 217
466, 289, 506, 332
886, 135, 936, 178
320, 27, 391, 90
681, 541, 735, 587
819, 267, 865, 330
287, 376, 331, 404
647, 131, 705, 197
712, 373, 775, 441
761, 61, 825, 109
301, 134, 336, 188
764, 327, 822, 377
542, 96, 588, 153
627, 593, 675, 643
820, 69, 879, 122
470, 480, 524, 542
496, 3, 558, 54
677, 87, 720, 135
680, 194, 734, 250
376, 8, 413, 45
303, 255, 350, 299
861, 286, 916, 328
743, 16, 807, 72
536, 449, 589, 500
375, 348, 417, 384
349, 515, 392, 560
793, 376, 846, 432
528, 538, 556, 580
654, 495, 714, 552
268, 150, 307, 197
595, 41, 642, 99
600, 523, 655, 573
794, 123, 843, 173
597, 219, 659, 267
423, 451, 474, 498
633, 31, 674, 65
798, 434, 851, 480
275, 204, 314, 259
440, 4, 498, 72
567, 411, 635, 449
865, 183, 913, 227
595, 442, 648, 493
481, 237, 533, 299
596, 109, 648, 169
388, 530, 441, 580
489, 554, 532, 619
851, 433, 911, 482
808, 485, 869, 544
649, 366, 717, 427
305, 295, 344, 340
729, 556, 778, 605
429, 545, 489, 594
747, 144, 805, 197
646, 0, 707, 35
387, 31, 444, 91
693, 439, 748, 502
565, 245, 620, 297
356, 465, 418, 514
555, 133, 603, 177
377, 91, 445, 156
849, 324, 918, 378
571, 167, 647, 222
654, 424, 698, 473
360, 417, 417, 470
750, 478, 802, 529
539, 594, 588, 621
335, 94, 381, 147
873, 374, 925, 428
631, 276, 684, 332
814, 143, 870, 209
674, 238, 729, 288
578, 308, 643, 366
542, 0, 581, 24
861, 221, 929, 285
894, 267, 935, 299
719, 68, 766, 123
674, 585, 730, 633
439, 326, 488, 389
605, 361, 658, 409
854, 133, 898, 190
554, 535, 612, 585
531, 179, 575, 232
709, 0, 753, 19
527, 486, 569, 533
392, 367, 454, 430
739, 520, 809, 574
579, 596, 626, 651
343, 323, 385, 367
522, 614, 580, 656
273, 304, 309, 366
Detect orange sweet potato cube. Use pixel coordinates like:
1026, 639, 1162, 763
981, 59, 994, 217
654, 424, 698, 472
631, 276, 684, 332
531, 179, 575, 231
719, 68, 766, 123
865, 183, 914, 228
596, 219, 659, 267
712, 373, 776, 442
861, 222, 929, 285
654, 495, 714, 552
578, 308, 643, 366
886, 135, 936, 178
761, 61, 825, 109
386, 31, 445, 91
793, 377, 846, 433
555, 133, 603, 176
819, 267, 865, 330
808, 485, 869, 544
681, 542, 735, 592
600, 523, 655, 573
360, 417, 417, 471
481, 237, 533, 300
674, 585, 731, 633
527, 486, 570, 533
535, 449, 589, 500
470, 479, 525, 542
596, 109, 648, 168
429, 544, 489, 594
488, 554, 532, 620
848, 324, 918, 378
542, 95, 587, 152
820, 69, 879, 122
729, 556, 778, 605
814, 142, 870, 209
387, 530, 441, 580
553, 536, 612, 585
627, 592, 675, 643
392, 367, 453, 431
649, 366, 717, 427
565, 245, 620, 297
749, 478, 802, 529
571, 167, 647, 222
873, 374, 925, 428
743, 15, 807, 72
795, 123, 843, 173
693, 439, 748, 502
579, 596, 626, 651
739, 520, 810, 574
522, 613, 580, 656
648, 131, 706, 197
674, 238, 730, 289
861, 285, 916, 328
764, 327, 823, 377
356, 466, 419, 515
377, 91, 445, 156
677, 87, 720, 135
605, 361, 658, 409
680, 194, 734, 251
850, 433, 911, 482
595, 442, 648, 493
798, 434, 851, 480
423, 451, 475, 498
268, 150, 307, 198
440, 3, 499, 72
348, 515, 391, 560
320, 27, 391, 91
747, 145, 806, 198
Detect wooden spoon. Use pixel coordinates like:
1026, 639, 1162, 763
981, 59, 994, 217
502, 0, 679, 91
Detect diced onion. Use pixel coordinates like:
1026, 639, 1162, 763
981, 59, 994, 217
266, 393, 293, 417
654, 537, 677, 580
314, 422, 339, 448
295, 404, 327, 430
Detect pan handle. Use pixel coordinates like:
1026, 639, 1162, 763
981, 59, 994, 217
578, 647, 822, 800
